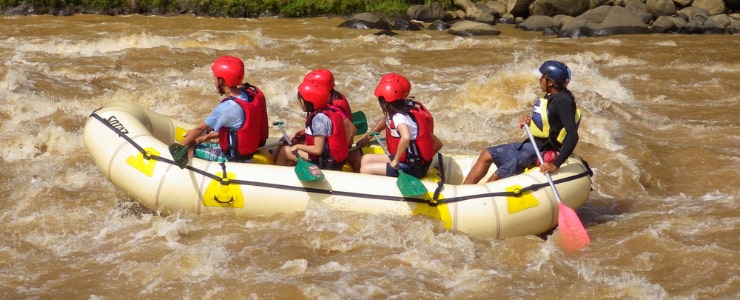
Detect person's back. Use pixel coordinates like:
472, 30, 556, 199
242, 83, 270, 147
359, 74, 439, 179
170, 55, 268, 166
305, 105, 349, 169
303, 69, 359, 170
274, 78, 350, 170
217, 83, 269, 161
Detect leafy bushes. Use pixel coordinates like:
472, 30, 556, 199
279, 0, 412, 17
0, 0, 441, 17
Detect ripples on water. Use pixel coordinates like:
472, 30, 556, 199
0, 15, 738, 299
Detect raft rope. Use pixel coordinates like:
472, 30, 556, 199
89, 110, 593, 205
430, 152, 446, 206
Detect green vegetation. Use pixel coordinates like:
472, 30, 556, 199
278, 0, 411, 17
0, 0, 450, 17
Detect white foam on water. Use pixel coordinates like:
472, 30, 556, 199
1, 15, 737, 299
654, 40, 678, 47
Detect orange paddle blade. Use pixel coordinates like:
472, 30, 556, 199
557, 202, 591, 251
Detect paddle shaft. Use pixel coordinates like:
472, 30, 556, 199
274, 122, 295, 147
370, 132, 390, 154
258, 140, 284, 150
523, 125, 563, 203
175, 144, 190, 157
273, 121, 310, 162
273, 121, 325, 181
275, 122, 303, 157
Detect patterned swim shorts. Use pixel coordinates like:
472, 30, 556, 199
194, 142, 227, 163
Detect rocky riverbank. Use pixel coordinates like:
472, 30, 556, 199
341, 0, 740, 37
2, 0, 739, 37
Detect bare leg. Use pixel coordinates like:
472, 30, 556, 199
274, 145, 297, 166
359, 154, 390, 175
347, 148, 363, 172
463, 149, 495, 184
486, 172, 500, 182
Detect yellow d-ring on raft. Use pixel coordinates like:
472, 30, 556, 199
506, 184, 539, 213
203, 171, 245, 208
126, 147, 159, 177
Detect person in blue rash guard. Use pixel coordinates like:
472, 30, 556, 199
175, 56, 269, 163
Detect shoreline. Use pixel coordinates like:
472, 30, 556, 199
2, 1, 739, 37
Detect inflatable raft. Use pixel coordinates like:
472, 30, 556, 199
83, 102, 592, 239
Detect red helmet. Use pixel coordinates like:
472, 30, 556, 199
303, 69, 335, 90
374, 80, 406, 103
379, 73, 411, 99
298, 80, 330, 111
211, 56, 244, 87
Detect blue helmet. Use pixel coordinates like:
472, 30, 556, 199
539, 60, 571, 88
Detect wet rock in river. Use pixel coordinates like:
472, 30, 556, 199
558, 5, 649, 37
338, 13, 392, 31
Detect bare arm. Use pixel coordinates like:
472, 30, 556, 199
357, 116, 386, 147
432, 134, 443, 153
390, 123, 411, 169
179, 121, 210, 146
343, 117, 357, 145
292, 135, 325, 156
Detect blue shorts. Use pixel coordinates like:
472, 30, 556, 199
487, 142, 538, 179
309, 157, 346, 171
385, 155, 430, 179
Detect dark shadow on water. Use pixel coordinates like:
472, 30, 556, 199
116, 195, 158, 219
578, 196, 632, 227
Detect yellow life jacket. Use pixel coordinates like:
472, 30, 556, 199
528, 97, 581, 144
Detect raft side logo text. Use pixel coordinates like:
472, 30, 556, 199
106, 115, 129, 135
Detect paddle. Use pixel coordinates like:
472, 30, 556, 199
523, 125, 590, 251
351, 111, 368, 135
169, 134, 284, 169
169, 143, 189, 169
273, 121, 324, 182
369, 132, 428, 197
258, 140, 286, 150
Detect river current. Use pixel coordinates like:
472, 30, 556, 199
0, 14, 738, 299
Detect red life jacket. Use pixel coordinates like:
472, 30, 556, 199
218, 84, 268, 160
329, 90, 352, 122
248, 84, 270, 144
305, 107, 349, 164
385, 100, 435, 164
